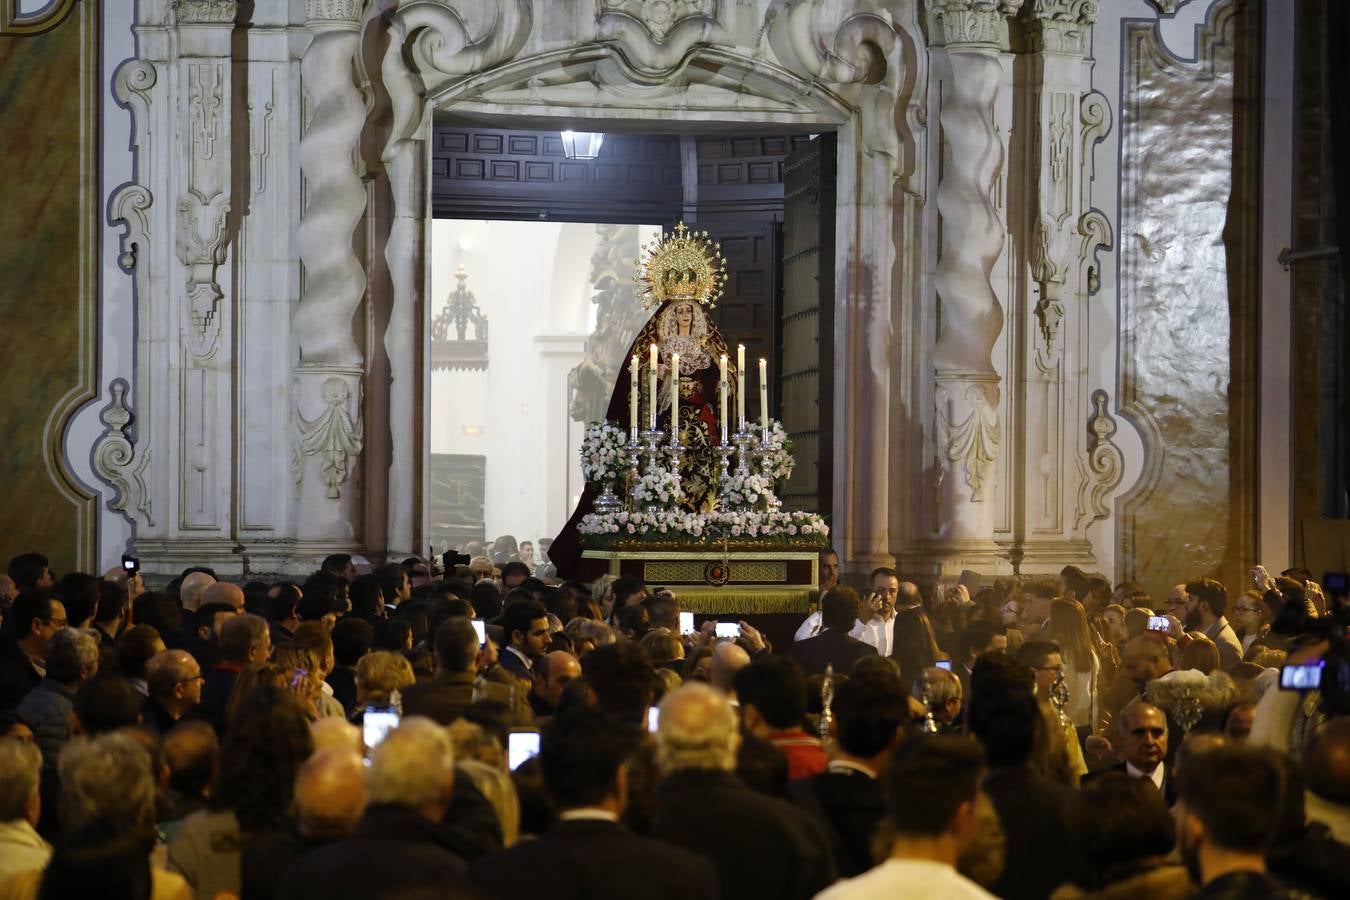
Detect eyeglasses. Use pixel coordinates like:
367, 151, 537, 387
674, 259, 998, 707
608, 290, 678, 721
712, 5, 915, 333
1235, 605, 1260, 614
46, 618, 67, 628
1167, 598, 1188, 607
177, 674, 205, 685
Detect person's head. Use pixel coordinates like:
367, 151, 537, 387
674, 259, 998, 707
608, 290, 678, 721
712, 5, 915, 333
178, 571, 217, 613
502, 599, 549, 659
433, 617, 481, 675
916, 667, 963, 724
372, 563, 411, 608
1022, 580, 1058, 624
74, 674, 143, 734
959, 621, 1007, 665
1014, 640, 1063, 697
533, 651, 581, 710
833, 669, 906, 762
610, 575, 646, 610
0, 737, 43, 826
1059, 566, 1092, 604
1184, 578, 1228, 626
966, 652, 1037, 768
1073, 772, 1176, 877
8, 553, 53, 591
115, 625, 165, 682
355, 651, 415, 708
47, 627, 100, 686
1099, 604, 1128, 644
1303, 717, 1350, 808
131, 591, 177, 636
582, 642, 655, 727
883, 734, 987, 853
54, 572, 101, 628
294, 747, 368, 838
1176, 745, 1284, 877
638, 629, 684, 667
869, 567, 900, 618
540, 706, 637, 813
321, 553, 357, 583
213, 682, 314, 830
10, 588, 65, 653
193, 602, 239, 645
892, 606, 941, 683
0, 574, 15, 606
218, 613, 272, 665
145, 649, 204, 714
58, 732, 156, 831
1178, 633, 1219, 674
348, 573, 385, 621
734, 656, 808, 736
291, 622, 335, 677
1231, 589, 1268, 636
708, 640, 750, 695
163, 719, 219, 800
819, 549, 840, 592
656, 682, 741, 773
1122, 635, 1172, 686
330, 616, 374, 668
1117, 700, 1168, 774
368, 717, 456, 821
646, 590, 681, 632
1223, 703, 1255, 742
264, 581, 303, 626
821, 585, 861, 630
500, 561, 531, 589
1044, 598, 1092, 669
613, 603, 649, 640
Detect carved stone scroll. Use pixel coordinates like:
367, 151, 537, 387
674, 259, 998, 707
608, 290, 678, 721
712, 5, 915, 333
93, 379, 154, 526
1076, 389, 1123, 527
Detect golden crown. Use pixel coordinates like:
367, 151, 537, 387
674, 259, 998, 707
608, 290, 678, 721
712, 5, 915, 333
636, 222, 728, 310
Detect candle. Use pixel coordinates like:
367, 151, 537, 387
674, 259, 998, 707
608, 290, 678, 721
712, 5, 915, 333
736, 344, 746, 430
649, 343, 658, 430
670, 352, 680, 442
629, 355, 639, 434
759, 358, 769, 438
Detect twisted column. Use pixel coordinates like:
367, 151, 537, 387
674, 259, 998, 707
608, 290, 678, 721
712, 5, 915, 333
928, 0, 1022, 544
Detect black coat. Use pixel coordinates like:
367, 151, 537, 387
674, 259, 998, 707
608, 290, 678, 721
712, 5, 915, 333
0, 642, 41, 711
789, 767, 886, 877
984, 764, 1093, 900
1083, 761, 1173, 806
275, 804, 467, 900
789, 628, 878, 678
468, 816, 718, 900
653, 769, 836, 900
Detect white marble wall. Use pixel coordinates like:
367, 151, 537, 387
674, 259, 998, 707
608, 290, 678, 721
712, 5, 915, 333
75, 0, 1290, 582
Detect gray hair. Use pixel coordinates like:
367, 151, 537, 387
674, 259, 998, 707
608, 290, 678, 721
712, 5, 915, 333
219, 613, 269, 662
914, 668, 962, 706
656, 682, 740, 773
0, 738, 42, 821
367, 717, 456, 808
58, 732, 155, 830
46, 627, 100, 684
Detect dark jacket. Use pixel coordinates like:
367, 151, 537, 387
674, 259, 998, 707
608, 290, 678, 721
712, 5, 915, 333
0, 642, 42, 711
399, 671, 476, 725
469, 816, 718, 900
15, 678, 76, 768
789, 628, 878, 678
200, 663, 241, 735
1050, 862, 1194, 900
497, 647, 532, 680
275, 804, 466, 900
985, 763, 1093, 900
789, 766, 886, 877
241, 822, 333, 900
653, 768, 836, 900
1082, 761, 1173, 806
1193, 871, 1312, 900
325, 666, 358, 716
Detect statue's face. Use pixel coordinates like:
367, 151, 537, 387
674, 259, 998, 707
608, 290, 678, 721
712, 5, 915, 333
675, 303, 694, 330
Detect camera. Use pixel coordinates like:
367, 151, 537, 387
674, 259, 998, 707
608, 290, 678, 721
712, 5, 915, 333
441, 550, 471, 572
121, 554, 139, 574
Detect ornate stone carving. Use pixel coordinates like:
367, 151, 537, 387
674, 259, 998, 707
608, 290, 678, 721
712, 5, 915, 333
112, 60, 156, 155
1078, 90, 1110, 211
248, 71, 275, 197
1075, 389, 1122, 527
1029, 221, 1065, 352
766, 2, 896, 85
173, 1, 237, 25
304, 0, 366, 24
1147, 0, 1192, 14
598, 0, 728, 76
93, 379, 154, 527
601, 0, 717, 43
187, 63, 222, 165
1076, 209, 1111, 294
111, 184, 153, 273
1023, 0, 1097, 54
295, 378, 364, 500
927, 0, 1025, 48
395, 0, 533, 90
175, 190, 230, 357
430, 266, 489, 372
936, 383, 1002, 503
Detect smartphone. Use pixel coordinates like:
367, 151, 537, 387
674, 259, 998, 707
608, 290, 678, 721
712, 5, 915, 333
470, 619, 486, 645
1146, 615, 1171, 633
647, 706, 660, 733
363, 707, 399, 753
1324, 572, 1348, 594
508, 729, 541, 770
289, 667, 308, 689
1280, 662, 1324, 691
121, 554, 139, 574
679, 611, 695, 636
714, 621, 740, 639
935, 660, 953, 671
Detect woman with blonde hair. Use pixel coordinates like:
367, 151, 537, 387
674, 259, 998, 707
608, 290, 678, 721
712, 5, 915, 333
1041, 598, 1098, 736
354, 650, 415, 712
1179, 633, 1219, 675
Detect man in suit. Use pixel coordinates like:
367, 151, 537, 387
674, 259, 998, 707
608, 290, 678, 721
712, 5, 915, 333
653, 682, 836, 900
954, 621, 1006, 696
1086, 699, 1170, 799
401, 617, 482, 725
468, 708, 717, 900
791, 666, 905, 876
791, 587, 878, 678
0, 590, 66, 711
497, 598, 549, 679
528, 650, 580, 718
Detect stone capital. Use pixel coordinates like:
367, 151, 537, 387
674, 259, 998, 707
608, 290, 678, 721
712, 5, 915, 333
173, 0, 238, 25
927, 0, 1025, 49
305, 0, 366, 28
1022, 0, 1098, 55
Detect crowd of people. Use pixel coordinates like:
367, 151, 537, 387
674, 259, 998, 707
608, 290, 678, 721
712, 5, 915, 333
0, 545, 1347, 900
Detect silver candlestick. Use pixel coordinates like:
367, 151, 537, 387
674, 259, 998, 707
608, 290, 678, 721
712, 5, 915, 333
715, 444, 735, 499
625, 435, 643, 509
918, 669, 940, 733
819, 664, 835, 742
732, 429, 758, 478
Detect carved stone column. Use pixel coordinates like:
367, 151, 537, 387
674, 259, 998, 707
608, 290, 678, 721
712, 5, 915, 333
926, 0, 1023, 570
293, 0, 368, 547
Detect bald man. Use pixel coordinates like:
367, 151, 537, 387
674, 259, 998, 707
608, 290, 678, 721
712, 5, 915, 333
144, 649, 204, 734
529, 650, 581, 718
179, 572, 216, 613
242, 748, 369, 898
0, 573, 18, 606
201, 581, 245, 614
708, 641, 750, 698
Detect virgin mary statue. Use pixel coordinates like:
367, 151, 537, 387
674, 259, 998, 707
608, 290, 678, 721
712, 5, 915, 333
550, 224, 736, 578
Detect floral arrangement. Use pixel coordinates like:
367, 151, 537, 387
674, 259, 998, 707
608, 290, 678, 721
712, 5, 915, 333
722, 471, 780, 510
580, 421, 633, 485
633, 468, 681, 506
759, 419, 794, 482
578, 507, 828, 547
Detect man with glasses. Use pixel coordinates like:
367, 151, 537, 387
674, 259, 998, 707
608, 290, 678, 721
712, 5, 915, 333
143, 649, 205, 734
0, 591, 67, 710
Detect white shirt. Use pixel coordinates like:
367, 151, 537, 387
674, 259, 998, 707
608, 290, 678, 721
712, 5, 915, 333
795, 610, 824, 642
1126, 760, 1166, 793
558, 808, 620, 823
815, 858, 995, 900
850, 613, 896, 657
